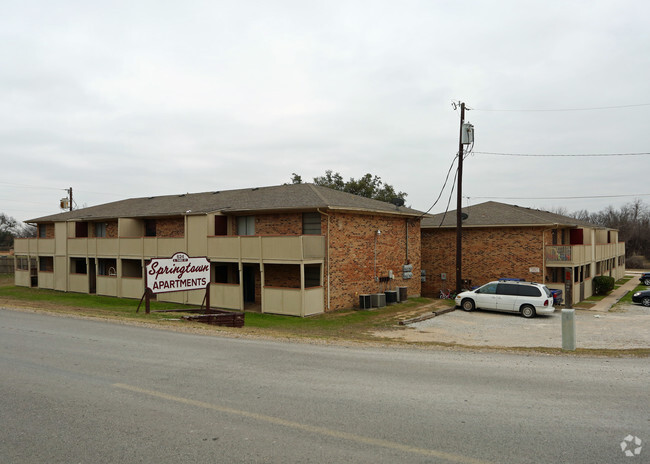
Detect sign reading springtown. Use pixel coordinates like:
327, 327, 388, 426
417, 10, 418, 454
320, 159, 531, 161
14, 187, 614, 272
146, 252, 210, 294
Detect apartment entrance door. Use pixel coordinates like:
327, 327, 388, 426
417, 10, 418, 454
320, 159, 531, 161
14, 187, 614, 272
88, 258, 96, 294
242, 264, 256, 303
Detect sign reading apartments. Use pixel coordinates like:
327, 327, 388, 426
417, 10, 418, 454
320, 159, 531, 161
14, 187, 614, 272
146, 252, 210, 294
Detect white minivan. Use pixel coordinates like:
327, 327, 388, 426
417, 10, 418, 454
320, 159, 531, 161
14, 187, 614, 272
455, 280, 555, 318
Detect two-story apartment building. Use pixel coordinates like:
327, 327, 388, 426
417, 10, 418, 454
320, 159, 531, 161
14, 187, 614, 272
421, 201, 626, 305
14, 183, 422, 316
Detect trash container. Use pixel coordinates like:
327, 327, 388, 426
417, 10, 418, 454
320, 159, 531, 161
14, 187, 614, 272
398, 286, 408, 302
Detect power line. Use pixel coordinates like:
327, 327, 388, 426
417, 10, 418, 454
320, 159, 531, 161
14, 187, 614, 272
474, 151, 650, 157
466, 194, 650, 200
0, 181, 65, 191
0, 181, 123, 198
470, 103, 650, 112
418, 153, 458, 217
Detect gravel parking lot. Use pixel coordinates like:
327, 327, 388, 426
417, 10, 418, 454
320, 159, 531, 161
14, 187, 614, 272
379, 303, 650, 349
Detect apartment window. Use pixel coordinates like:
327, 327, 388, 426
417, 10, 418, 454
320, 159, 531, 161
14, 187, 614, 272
16, 256, 29, 271
211, 262, 239, 284
39, 256, 54, 272
237, 216, 255, 236
214, 216, 228, 236
38, 224, 47, 238
585, 265, 591, 279
121, 259, 142, 278
75, 222, 88, 238
551, 229, 557, 245
71, 258, 87, 274
304, 264, 321, 287
144, 220, 156, 237
98, 258, 117, 276
95, 222, 107, 238
302, 213, 321, 235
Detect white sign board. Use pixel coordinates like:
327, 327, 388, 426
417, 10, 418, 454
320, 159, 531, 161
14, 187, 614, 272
146, 252, 210, 294
529, 267, 540, 274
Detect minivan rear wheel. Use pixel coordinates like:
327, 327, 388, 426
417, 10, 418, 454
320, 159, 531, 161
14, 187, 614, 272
520, 305, 536, 318
461, 299, 475, 312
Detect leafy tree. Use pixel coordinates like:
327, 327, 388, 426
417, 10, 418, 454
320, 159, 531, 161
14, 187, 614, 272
296, 170, 407, 203
289, 173, 302, 184
558, 199, 650, 260
0, 213, 35, 249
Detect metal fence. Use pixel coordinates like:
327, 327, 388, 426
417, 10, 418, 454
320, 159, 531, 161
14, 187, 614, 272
0, 256, 15, 274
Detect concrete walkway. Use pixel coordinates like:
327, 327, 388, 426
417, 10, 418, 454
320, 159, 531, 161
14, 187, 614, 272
586, 272, 642, 311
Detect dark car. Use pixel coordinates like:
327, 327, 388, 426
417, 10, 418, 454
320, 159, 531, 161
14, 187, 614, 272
632, 289, 650, 307
640, 273, 650, 286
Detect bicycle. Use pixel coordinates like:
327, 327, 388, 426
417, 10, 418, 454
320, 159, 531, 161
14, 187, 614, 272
439, 289, 456, 299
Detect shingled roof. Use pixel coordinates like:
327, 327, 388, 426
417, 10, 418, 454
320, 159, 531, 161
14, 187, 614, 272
28, 183, 424, 222
421, 201, 600, 229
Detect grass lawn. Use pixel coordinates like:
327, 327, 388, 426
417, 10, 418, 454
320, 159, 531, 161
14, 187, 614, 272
0, 274, 441, 341
618, 284, 646, 305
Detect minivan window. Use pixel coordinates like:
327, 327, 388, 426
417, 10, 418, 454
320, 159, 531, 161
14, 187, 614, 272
519, 285, 542, 297
478, 283, 498, 294
497, 283, 520, 295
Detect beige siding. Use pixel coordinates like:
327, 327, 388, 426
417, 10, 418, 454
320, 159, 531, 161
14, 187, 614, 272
38, 272, 54, 289
187, 215, 208, 257
263, 287, 302, 316
121, 278, 144, 299
210, 284, 242, 310
15, 270, 30, 287
69, 273, 89, 293
97, 276, 118, 296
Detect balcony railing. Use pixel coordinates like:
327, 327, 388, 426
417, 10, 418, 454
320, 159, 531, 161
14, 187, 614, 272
13, 238, 55, 255
262, 286, 324, 316
16, 236, 325, 264
545, 243, 626, 266
207, 235, 325, 262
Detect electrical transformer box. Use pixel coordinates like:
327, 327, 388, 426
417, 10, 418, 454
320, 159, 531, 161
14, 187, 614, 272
462, 122, 474, 144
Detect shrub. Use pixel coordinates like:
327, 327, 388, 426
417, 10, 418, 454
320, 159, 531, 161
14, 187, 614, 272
593, 275, 615, 295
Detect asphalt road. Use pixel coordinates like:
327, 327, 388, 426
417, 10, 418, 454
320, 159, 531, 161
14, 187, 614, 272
1, 309, 648, 464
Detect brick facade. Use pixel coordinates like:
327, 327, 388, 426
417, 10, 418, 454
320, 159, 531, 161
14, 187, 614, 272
106, 221, 118, 238
156, 217, 184, 238
264, 264, 301, 288
421, 226, 545, 296
325, 212, 421, 310
255, 213, 304, 235
232, 213, 323, 236
39, 223, 55, 239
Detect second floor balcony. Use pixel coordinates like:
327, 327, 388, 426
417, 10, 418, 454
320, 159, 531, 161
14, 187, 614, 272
545, 242, 626, 266
15, 235, 326, 263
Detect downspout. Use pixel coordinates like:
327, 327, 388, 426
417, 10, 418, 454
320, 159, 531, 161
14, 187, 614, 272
317, 209, 330, 311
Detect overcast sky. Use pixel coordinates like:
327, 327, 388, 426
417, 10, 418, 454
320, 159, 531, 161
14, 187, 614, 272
2, 0, 649, 223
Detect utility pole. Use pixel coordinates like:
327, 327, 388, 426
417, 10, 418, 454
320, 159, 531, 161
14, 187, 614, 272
455, 103, 465, 294
59, 187, 74, 211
